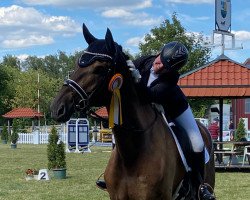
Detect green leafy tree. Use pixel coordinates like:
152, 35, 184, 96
11, 119, 19, 144
1, 55, 21, 70
188, 99, 216, 118
0, 49, 80, 125
235, 118, 247, 142
22, 56, 44, 71
1, 124, 9, 142
56, 141, 66, 169
47, 126, 66, 169
0, 64, 14, 123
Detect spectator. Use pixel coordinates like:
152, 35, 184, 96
229, 120, 234, 140
229, 120, 234, 130
208, 118, 221, 163
208, 118, 219, 142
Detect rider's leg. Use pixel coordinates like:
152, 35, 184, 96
96, 134, 116, 190
174, 105, 215, 200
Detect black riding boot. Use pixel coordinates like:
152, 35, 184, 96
96, 180, 107, 190
192, 151, 215, 200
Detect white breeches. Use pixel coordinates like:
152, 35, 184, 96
174, 105, 204, 153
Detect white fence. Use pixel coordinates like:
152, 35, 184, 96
17, 125, 67, 144
18, 132, 67, 144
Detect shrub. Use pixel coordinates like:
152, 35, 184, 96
235, 118, 247, 142
10, 119, 19, 144
1, 124, 8, 141
47, 126, 66, 169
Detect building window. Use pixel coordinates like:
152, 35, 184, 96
245, 99, 250, 114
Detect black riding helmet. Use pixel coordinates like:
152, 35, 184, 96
160, 41, 188, 72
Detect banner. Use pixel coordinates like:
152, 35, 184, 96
215, 0, 231, 32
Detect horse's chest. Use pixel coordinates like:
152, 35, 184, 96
109, 171, 167, 200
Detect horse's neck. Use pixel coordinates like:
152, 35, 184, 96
112, 80, 157, 162
120, 80, 155, 129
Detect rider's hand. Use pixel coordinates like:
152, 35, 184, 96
127, 60, 141, 83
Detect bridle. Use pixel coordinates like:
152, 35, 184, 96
63, 50, 159, 132
63, 79, 90, 110
63, 50, 113, 111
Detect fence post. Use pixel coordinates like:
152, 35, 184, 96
33, 130, 40, 144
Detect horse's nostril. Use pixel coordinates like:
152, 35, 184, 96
58, 105, 65, 116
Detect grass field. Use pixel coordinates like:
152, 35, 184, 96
0, 143, 249, 200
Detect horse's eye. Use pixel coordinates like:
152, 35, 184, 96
93, 66, 108, 75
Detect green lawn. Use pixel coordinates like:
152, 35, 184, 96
0, 143, 249, 200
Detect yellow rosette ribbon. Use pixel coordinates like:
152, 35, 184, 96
108, 74, 123, 128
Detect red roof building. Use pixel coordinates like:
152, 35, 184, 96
178, 54, 250, 98
178, 55, 250, 140
94, 107, 108, 118
2, 108, 43, 119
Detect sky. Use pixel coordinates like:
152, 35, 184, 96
1, 0, 250, 64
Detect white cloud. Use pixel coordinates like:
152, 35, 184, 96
0, 5, 80, 49
17, 54, 29, 61
232, 30, 250, 41
126, 37, 144, 47
165, 0, 213, 4
21, 1, 156, 27
21, 0, 152, 9
126, 16, 163, 26
102, 9, 133, 18
102, 8, 163, 26
2, 35, 54, 48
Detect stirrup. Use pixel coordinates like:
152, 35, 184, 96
96, 180, 107, 191
198, 183, 216, 200
96, 173, 107, 191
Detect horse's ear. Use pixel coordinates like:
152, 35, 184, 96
82, 23, 97, 44
105, 28, 116, 56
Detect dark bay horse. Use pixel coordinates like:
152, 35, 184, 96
51, 24, 215, 200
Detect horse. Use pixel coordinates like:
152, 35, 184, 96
51, 23, 215, 200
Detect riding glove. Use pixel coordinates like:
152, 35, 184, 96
127, 60, 141, 83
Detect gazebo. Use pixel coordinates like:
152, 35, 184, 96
178, 54, 250, 142
94, 107, 108, 118
91, 107, 108, 129
2, 108, 43, 132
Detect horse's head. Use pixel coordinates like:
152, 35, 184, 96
51, 23, 129, 122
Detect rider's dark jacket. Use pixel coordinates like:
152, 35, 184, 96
133, 55, 188, 119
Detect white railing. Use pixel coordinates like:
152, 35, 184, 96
18, 133, 33, 144
18, 131, 67, 144
17, 125, 67, 144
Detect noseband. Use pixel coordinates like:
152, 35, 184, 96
63, 79, 90, 110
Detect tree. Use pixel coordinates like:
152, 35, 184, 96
47, 126, 66, 169
0, 65, 13, 124
235, 118, 247, 142
11, 119, 19, 144
188, 99, 214, 118
1, 55, 21, 70
1, 124, 9, 143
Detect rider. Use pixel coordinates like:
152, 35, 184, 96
96, 41, 215, 200
133, 41, 214, 200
